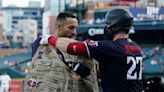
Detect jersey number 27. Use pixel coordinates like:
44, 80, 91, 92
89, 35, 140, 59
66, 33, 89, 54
127, 56, 143, 80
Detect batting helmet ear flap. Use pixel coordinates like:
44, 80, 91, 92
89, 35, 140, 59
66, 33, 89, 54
103, 24, 113, 40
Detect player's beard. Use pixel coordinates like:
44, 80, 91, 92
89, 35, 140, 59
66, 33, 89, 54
69, 33, 77, 39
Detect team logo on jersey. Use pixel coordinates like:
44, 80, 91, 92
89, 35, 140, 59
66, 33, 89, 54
27, 78, 37, 88
87, 40, 98, 47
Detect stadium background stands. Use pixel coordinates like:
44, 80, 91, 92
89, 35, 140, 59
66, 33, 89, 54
0, 50, 31, 78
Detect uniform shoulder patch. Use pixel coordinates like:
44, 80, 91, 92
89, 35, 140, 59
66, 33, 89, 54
86, 40, 98, 47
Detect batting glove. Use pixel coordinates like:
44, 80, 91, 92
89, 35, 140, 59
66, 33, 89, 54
73, 62, 90, 78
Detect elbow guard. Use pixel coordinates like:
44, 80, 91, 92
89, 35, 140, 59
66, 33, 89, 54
67, 42, 87, 55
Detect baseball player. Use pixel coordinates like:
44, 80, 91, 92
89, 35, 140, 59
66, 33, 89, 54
24, 12, 99, 92
0, 72, 11, 92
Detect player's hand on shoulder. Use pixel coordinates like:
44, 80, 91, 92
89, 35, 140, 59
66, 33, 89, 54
40, 34, 52, 45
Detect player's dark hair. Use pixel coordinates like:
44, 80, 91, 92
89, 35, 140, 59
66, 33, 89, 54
56, 12, 77, 22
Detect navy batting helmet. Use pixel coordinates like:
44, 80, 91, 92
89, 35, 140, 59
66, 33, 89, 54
104, 8, 133, 37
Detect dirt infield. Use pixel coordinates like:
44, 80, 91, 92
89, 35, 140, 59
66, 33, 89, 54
0, 49, 30, 56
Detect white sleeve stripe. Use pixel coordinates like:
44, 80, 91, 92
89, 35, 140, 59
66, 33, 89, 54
84, 41, 91, 57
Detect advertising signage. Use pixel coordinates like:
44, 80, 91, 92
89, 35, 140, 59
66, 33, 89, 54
95, 7, 164, 20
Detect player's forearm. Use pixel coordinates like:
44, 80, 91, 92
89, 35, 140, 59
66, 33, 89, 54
48, 36, 88, 55
48, 36, 76, 52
